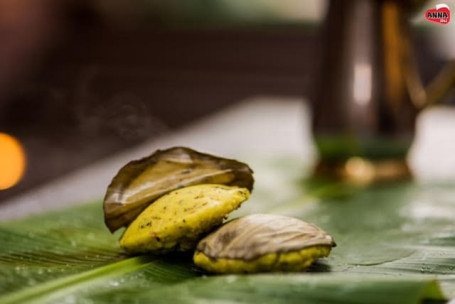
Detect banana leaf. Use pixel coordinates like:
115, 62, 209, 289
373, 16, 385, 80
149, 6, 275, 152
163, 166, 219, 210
0, 156, 454, 303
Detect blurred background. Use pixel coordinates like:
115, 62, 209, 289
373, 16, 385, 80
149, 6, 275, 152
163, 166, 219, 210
0, 0, 454, 202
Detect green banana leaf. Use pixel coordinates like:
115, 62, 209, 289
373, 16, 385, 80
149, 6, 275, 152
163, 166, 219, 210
0, 156, 454, 303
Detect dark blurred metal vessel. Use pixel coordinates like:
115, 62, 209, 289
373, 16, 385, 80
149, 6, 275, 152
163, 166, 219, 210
312, 0, 455, 184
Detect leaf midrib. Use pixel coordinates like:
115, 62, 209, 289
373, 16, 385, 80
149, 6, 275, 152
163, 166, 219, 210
0, 256, 153, 304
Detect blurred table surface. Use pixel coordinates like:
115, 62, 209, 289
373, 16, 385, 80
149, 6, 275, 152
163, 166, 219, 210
1, 96, 455, 221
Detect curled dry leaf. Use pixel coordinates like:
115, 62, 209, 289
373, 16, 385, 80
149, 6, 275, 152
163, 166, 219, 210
194, 214, 336, 273
103, 147, 254, 232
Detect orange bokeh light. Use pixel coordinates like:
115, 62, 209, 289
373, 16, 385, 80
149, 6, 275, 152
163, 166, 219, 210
0, 133, 26, 190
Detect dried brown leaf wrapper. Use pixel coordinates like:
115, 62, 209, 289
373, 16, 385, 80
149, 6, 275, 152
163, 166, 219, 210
197, 214, 336, 260
103, 147, 254, 232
